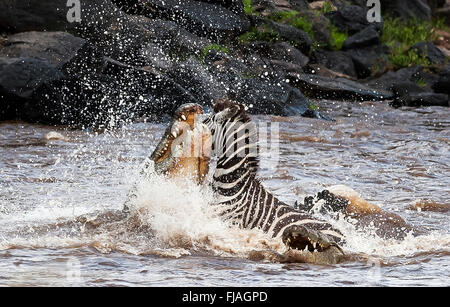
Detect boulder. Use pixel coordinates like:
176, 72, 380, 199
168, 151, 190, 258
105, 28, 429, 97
166, 56, 318, 117
133, 17, 211, 57
0, 31, 97, 123
410, 42, 447, 65
248, 41, 309, 67
436, 3, 450, 25
432, 66, 450, 95
347, 45, 389, 79
296, 10, 331, 48
260, 19, 314, 54
194, 0, 247, 15
326, 5, 380, 35
286, 73, 393, 101
142, 0, 250, 40
390, 81, 426, 98
167, 57, 227, 106
251, 0, 295, 16
380, 0, 431, 21
232, 78, 319, 117
311, 50, 357, 79
0, 0, 74, 33
367, 66, 425, 91
392, 92, 449, 107
0, 57, 64, 100
342, 25, 380, 50
0, 32, 87, 69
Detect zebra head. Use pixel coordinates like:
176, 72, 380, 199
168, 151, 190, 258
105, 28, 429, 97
203, 99, 259, 186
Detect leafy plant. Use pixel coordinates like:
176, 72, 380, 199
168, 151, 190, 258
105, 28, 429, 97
415, 78, 427, 88
200, 44, 229, 62
328, 24, 347, 50
387, 46, 430, 68
381, 16, 446, 68
238, 27, 281, 43
268, 10, 315, 41
322, 1, 334, 14
243, 0, 254, 15
309, 102, 319, 111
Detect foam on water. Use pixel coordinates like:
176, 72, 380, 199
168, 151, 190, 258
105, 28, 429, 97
128, 173, 286, 257
1, 172, 448, 265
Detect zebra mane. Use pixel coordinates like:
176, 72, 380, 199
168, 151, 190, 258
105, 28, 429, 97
212, 99, 251, 123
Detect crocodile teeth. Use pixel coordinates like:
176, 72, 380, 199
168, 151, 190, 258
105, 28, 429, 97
171, 132, 177, 138
181, 115, 187, 121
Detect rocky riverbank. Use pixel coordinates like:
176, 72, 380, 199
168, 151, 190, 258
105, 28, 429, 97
0, 0, 449, 127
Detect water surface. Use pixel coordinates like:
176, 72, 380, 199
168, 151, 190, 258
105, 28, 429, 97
0, 100, 449, 286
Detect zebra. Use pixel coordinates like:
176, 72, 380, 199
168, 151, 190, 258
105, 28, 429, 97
203, 99, 345, 252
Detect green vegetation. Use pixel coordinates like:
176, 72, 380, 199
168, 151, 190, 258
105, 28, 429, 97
322, 1, 334, 14
328, 24, 348, 50
309, 102, 319, 111
382, 16, 448, 68
200, 44, 229, 62
388, 46, 430, 68
268, 10, 315, 42
238, 27, 281, 43
243, 0, 254, 15
415, 78, 427, 88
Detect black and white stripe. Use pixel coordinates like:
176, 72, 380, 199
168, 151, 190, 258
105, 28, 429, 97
204, 102, 343, 241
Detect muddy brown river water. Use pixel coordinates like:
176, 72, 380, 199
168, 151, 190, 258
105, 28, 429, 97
0, 100, 449, 286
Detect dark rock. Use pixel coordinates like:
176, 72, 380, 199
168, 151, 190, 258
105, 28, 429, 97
326, 5, 379, 35
249, 41, 309, 67
136, 18, 211, 56
347, 45, 389, 79
367, 66, 425, 91
251, 0, 293, 15
410, 42, 447, 65
0, 32, 87, 69
311, 50, 357, 79
390, 81, 426, 98
428, 0, 446, 12
288, 0, 310, 10
0, 57, 64, 99
304, 64, 358, 80
166, 56, 317, 117
194, 0, 247, 15
295, 10, 331, 48
0, 31, 101, 124
0, 0, 209, 67
260, 19, 314, 54
142, 0, 250, 40
167, 57, 227, 106
432, 66, 450, 95
392, 92, 449, 107
380, 0, 431, 21
99, 58, 200, 118
342, 25, 380, 50
286, 73, 393, 101
232, 78, 316, 117
0, 0, 74, 33
436, 3, 450, 24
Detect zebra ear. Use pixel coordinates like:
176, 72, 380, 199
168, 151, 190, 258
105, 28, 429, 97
213, 99, 250, 123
